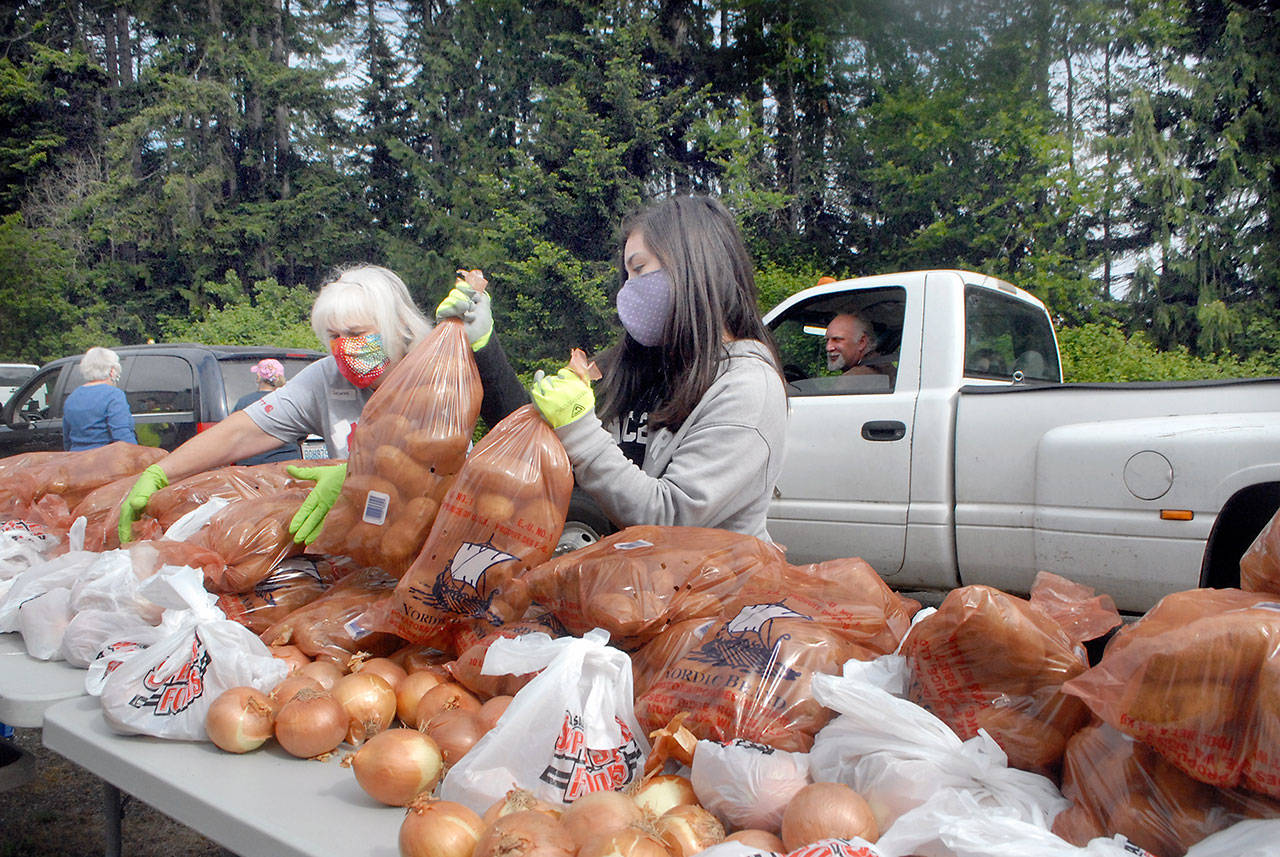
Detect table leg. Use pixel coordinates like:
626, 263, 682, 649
103, 782, 123, 857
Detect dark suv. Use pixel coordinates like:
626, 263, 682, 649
0, 344, 324, 458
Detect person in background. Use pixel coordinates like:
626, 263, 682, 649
824, 311, 896, 384
438, 194, 788, 540
62, 347, 136, 451
231, 358, 298, 465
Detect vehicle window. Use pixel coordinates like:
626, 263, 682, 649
124, 356, 195, 414
9, 369, 58, 422
219, 357, 319, 412
769, 286, 905, 394
964, 286, 1060, 382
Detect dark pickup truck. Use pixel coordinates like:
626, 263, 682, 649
0, 344, 323, 457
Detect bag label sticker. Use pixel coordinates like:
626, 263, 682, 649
362, 490, 391, 525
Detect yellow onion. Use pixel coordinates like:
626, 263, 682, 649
397, 670, 447, 727
354, 656, 408, 692
274, 688, 348, 758
299, 658, 344, 690
560, 790, 644, 851
780, 782, 878, 850
478, 695, 513, 731
578, 827, 672, 857
727, 830, 785, 852
352, 728, 444, 806
633, 775, 699, 818
333, 671, 397, 744
205, 686, 275, 753
657, 804, 724, 857
270, 673, 323, 707
473, 809, 576, 857
424, 708, 486, 765
415, 681, 482, 729
400, 798, 485, 857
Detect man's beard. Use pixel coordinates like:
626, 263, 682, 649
827, 353, 847, 372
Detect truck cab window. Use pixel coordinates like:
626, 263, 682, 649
769, 285, 905, 396
964, 286, 1060, 383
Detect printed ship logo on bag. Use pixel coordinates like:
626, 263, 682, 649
413, 538, 518, 624
539, 711, 644, 802
686, 602, 807, 681
128, 630, 211, 716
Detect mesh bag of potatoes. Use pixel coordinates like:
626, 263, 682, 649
520, 525, 786, 650
1062, 588, 1280, 797
310, 319, 482, 575
215, 557, 338, 635
634, 556, 919, 753
260, 565, 403, 665
366, 403, 574, 647
1241, 508, 1280, 597
898, 584, 1094, 778
0, 442, 165, 513
190, 488, 312, 593
1052, 722, 1280, 857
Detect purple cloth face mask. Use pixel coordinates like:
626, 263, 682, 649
617, 269, 674, 347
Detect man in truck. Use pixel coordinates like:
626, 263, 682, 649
824, 311, 896, 385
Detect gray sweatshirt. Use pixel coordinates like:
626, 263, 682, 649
556, 339, 788, 541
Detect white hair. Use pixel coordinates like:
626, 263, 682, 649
310, 265, 433, 364
80, 347, 122, 382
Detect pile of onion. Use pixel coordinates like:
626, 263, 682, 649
351, 728, 444, 806
779, 782, 878, 849
205, 686, 275, 753
482, 789, 563, 826
400, 798, 485, 857
472, 809, 576, 857
414, 682, 481, 728
633, 775, 699, 818
423, 708, 486, 765
656, 805, 724, 857
560, 790, 643, 851
397, 671, 447, 727
274, 687, 348, 758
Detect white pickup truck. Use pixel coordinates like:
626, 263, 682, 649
763, 269, 1280, 612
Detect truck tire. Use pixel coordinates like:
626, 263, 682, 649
1200, 482, 1280, 589
556, 488, 617, 556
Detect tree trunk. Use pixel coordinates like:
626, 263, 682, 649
272, 0, 291, 199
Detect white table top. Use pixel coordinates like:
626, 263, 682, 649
42, 696, 404, 857
0, 632, 88, 728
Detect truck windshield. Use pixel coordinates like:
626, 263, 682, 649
963, 286, 1060, 382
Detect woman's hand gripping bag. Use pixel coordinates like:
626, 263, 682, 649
311, 319, 482, 574
439, 629, 650, 814
98, 565, 289, 740
370, 404, 573, 647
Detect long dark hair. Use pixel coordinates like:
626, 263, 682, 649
595, 195, 780, 432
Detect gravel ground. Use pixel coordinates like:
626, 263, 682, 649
0, 727, 226, 857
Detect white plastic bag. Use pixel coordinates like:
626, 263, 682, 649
440, 628, 650, 813
163, 496, 229, 542
61, 608, 160, 669
1182, 819, 1280, 857
938, 806, 1150, 857
97, 566, 289, 740
692, 739, 811, 833
0, 549, 104, 631
809, 657, 1067, 857
0, 521, 57, 580
18, 586, 73, 659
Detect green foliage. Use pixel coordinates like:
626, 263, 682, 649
158, 274, 320, 349
1058, 320, 1280, 382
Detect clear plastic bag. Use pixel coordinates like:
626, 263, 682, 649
375, 404, 573, 645
448, 609, 568, 699
312, 320, 482, 574
439, 628, 649, 813
191, 488, 310, 592
18, 586, 73, 659
1240, 508, 1280, 597
259, 565, 402, 665
0, 442, 166, 511
215, 557, 335, 635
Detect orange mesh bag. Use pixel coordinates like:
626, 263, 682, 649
634, 557, 919, 753
310, 320, 482, 574
899, 585, 1092, 777
1029, 571, 1123, 648
0, 443, 164, 510
521, 525, 785, 650
1052, 722, 1280, 857
260, 565, 403, 665
190, 488, 311, 593
447, 609, 569, 699
1241, 508, 1280, 596
215, 558, 337, 634
1062, 588, 1280, 796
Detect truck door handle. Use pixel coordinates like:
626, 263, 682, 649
862, 420, 905, 441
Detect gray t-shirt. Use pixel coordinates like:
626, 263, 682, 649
242, 356, 372, 459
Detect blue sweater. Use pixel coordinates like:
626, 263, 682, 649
62, 383, 137, 450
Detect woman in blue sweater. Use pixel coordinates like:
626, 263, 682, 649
62, 347, 136, 450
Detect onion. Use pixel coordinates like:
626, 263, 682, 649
780, 782, 878, 850
726, 830, 785, 851
274, 688, 349, 758
333, 671, 397, 744
400, 797, 485, 857
415, 682, 482, 728
657, 805, 724, 857
270, 673, 323, 707
578, 827, 672, 857
271, 644, 312, 672
561, 790, 644, 851
351, 728, 444, 806
398, 670, 447, 727
299, 658, 344, 690
473, 809, 576, 857
391, 644, 453, 674
482, 788, 564, 826
354, 656, 408, 692
424, 708, 486, 765
633, 775, 699, 818
204, 686, 275, 753
478, 695, 513, 731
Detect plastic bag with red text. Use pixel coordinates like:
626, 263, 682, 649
259, 565, 403, 665
215, 557, 337, 634
370, 404, 573, 647
311, 320, 482, 575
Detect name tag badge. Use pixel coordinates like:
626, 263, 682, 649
332, 387, 357, 401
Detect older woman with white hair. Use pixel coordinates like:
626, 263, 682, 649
117, 264, 443, 544
63, 346, 137, 451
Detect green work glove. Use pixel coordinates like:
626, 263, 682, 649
118, 464, 169, 544
530, 367, 595, 429
287, 463, 348, 545
435, 281, 493, 351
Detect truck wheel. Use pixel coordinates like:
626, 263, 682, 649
1201, 482, 1280, 589
556, 489, 617, 556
